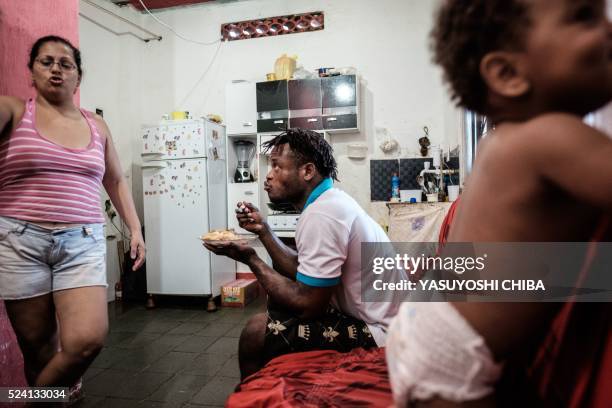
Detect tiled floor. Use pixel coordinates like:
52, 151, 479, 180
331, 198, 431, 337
76, 296, 265, 408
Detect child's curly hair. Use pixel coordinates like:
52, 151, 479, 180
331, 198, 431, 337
431, 0, 531, 114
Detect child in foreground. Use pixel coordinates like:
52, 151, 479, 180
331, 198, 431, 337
386, 0, 612, 406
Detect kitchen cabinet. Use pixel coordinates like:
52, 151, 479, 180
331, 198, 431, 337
256, 75, 359, 133
322, 74, 358, 131
225, 80, 257, 135
256, 80, 288, 132
288, 78, 323, 131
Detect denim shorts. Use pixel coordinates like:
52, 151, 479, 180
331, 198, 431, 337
0, 216, 107, 300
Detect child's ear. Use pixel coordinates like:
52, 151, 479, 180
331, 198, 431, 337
480, 51, 530, 98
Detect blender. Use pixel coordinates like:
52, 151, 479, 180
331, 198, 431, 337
234, 140, 255, 183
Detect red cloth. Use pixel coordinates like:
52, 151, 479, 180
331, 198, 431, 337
528, 217, 611, 407
227, 348, 392, 408
438, 198, 460, 246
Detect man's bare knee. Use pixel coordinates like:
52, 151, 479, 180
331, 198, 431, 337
238, 313, 267, 379
239, 313, 267, 353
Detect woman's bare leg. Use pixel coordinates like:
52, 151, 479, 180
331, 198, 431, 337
35, 286, 108, 387
5, 294, 58, 385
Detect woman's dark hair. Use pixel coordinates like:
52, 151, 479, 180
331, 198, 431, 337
28, 35, 82, 78
262, 128, 339, 181
430, 0, 530, 114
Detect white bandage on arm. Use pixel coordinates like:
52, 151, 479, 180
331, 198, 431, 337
385, 302, 503, 405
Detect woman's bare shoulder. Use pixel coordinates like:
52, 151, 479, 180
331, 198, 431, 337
0, 96, 26, 134
90, 112, 111, 141
0, 96, 25, 114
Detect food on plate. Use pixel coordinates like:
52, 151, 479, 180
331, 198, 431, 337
201, 229, 239, 241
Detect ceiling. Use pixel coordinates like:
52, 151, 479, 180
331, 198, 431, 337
109, 0, 215, 11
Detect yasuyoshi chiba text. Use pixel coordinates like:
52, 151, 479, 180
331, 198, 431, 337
373, 279, 546, 291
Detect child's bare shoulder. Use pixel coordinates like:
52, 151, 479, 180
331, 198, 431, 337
525, 113, 592, 137
493, 113, 607, 160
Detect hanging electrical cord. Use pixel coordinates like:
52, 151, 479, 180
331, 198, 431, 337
194, 37, 228, 111
177, 39, 224, 109
137, 0, 221, 45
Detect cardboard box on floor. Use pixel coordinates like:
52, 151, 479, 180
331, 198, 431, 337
221, 279, 259, 308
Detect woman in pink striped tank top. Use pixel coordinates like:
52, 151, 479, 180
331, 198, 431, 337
0, 36, 145, 394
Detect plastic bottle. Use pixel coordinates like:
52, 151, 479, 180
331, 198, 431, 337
115, 281, 123, 301
391, 173, 400, 201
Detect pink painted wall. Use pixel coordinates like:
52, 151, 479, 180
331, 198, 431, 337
0, 0, 79, 394
0, 0, 79, 98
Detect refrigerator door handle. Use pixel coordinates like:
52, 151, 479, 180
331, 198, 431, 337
141, 152, 165, 159
142, 163, 168, 169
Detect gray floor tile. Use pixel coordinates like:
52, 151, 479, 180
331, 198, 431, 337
86, 301, 271, 405
196, 323, 234, 337
136, 401, 183, 408
225, 325, 243, 338
146, 374, 210, 403
87, 397, 135, 408
190, 376, 238, 406
155, 333, 194, 349
90, 347, 131, 369
203, 337, 239, 356
154, 309, 199, 321
182, 405, 224, 408
107, 302, 139, 322
72, 394, 105, 407
86, 370, 173, 399
181, 353, 229, 377
142, 320, 182, 334
215, 307, 249, 318
183, 406, 224, 408
167, 322, 208, 335
83, 367, 105, 381
115, 332, 161, 349
83, 369, 134, 397
188, 311, 223, 323
145, 351, 199, 374
104, 331, 137, 347
217, 356, 240, 379
115, 308, 158, 322
110, 320, 148, 333
173, 336, 217, 353
90, 397, 183, 408
109, 345, 169, 371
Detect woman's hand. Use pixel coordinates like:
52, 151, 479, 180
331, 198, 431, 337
130, 231, 146, 271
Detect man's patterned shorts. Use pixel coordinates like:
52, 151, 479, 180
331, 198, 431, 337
263, 305, 377, 362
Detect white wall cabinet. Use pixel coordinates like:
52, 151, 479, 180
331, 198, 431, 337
226, 80, 257, 136
227, 182, 259, 233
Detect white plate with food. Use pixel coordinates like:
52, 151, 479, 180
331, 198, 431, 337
199, 229, 257, 246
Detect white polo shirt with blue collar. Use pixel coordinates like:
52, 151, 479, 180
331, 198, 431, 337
295, 178, 402, 346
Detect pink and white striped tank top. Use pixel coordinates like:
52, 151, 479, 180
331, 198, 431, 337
0, 99, 106, 223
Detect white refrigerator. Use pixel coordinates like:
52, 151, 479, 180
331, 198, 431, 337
141, 119, 235, 296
